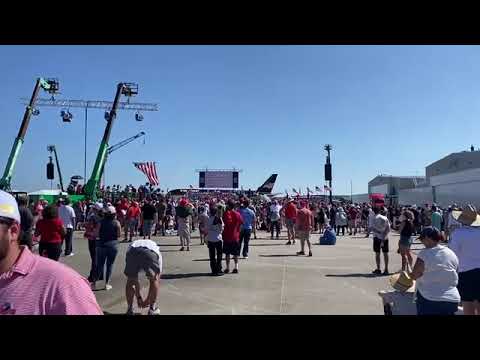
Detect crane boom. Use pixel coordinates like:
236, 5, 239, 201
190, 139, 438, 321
107, 131, 145, 155
0, 77, 59, 190
47, 145, 64, 192
83, 83, 139, 200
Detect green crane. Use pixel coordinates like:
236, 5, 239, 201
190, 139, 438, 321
83, 83, 139, 201
0, 78, 59, 191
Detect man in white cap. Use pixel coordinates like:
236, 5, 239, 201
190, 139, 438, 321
0, 190, 102, 315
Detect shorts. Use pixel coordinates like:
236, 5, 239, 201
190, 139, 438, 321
124, 246, 161, 280
416, 290, 458, 315
457, 268, 480, 302
222, 241, 240, 256
373, 237, 389, 253
398, 235, 412, 248
296, 230, 310, 242
286, 218, 295, 230
143, 220, 154, 235
127, 218, 138, 232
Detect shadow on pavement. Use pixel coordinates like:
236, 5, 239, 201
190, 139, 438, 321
161, 273, 211, 279
249, 243, 284, 247
192, 258, 246, 262
259, 254, 299, 257
325, 273, 379, 278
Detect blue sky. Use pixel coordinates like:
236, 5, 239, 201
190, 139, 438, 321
1, 45, 479, 194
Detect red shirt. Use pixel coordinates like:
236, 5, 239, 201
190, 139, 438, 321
285, 203, 298, 220
222, 209, 243, 243
35, 218, 64, 244
127, 206, 140, 219
348, 208, 358, 220
296, 208, 313, 231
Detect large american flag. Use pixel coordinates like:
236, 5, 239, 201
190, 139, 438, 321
133, 162, 159, 186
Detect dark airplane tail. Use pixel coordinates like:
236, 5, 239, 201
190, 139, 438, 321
256, 174, 277, 194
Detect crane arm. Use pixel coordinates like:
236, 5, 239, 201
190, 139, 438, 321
107, 131, 145, 155
48, 145, 64, 192
83, 83, 138, 200
0, 78, 56, 190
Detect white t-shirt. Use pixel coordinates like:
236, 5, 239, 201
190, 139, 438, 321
269, 204, 282, 221
416, 245, 460, 303
448, 226, 480, 273
130, 239, 163, 272
372, 214, 390, 240
58, 205, 76, 229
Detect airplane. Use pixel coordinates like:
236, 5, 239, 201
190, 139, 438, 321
167, 174, 280, 198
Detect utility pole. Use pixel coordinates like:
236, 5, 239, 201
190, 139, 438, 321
324, 144, 333, 205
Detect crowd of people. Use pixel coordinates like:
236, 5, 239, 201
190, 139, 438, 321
1, 184, 479, 316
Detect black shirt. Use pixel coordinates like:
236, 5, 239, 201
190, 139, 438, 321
156, 203, 166, 217
400, 220, 414, 237
142, 203, 157, 220
19, 206, 33, 232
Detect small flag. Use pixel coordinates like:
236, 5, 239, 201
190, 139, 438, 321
315, 186, 322, 192
324, 185, 331, 192
307, 187, 312, 194
292, 188, 298, 195
189, 185, 194, 189
134, 162, 159, 186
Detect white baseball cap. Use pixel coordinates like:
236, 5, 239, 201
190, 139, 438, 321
0, 190, 21, 223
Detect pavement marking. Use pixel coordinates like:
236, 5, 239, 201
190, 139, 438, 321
279, 259, 287, 314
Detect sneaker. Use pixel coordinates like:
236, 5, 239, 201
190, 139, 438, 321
308, 251, 312, 257
232, 269, 238, 274
372, 269, 381, 275
187, 247, 190, 251
224, 269, 230, 274
383, 270, 390, 276
148, 307, 161, 315
296, 251, 305, 256
292, 241, 296, 244
286, 241, 292, 245
180, 247, 184, 251
65, 253, 74, 257
126, 308, 134, 315
243, 256, 248, 259
216, 270, 224, 275
105, 284, 113, 291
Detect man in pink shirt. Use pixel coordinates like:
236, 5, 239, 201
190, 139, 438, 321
295, 201, 314, 257
0, 190, 102, 315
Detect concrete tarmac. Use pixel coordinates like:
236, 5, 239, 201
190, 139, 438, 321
59, 229, 422, 315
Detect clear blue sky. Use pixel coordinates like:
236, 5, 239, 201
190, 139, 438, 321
1, 45, 479, 194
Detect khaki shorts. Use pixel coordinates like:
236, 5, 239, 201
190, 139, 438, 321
296, 230, 310, 241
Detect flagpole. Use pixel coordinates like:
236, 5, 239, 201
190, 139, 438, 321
350, 180, 353, 203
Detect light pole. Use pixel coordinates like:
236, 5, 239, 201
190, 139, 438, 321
324, 144, 333, 205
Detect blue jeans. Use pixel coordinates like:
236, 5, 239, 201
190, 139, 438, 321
96, 241, 118, 284
239, 229, 252, 257
416, 291, 458, 315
